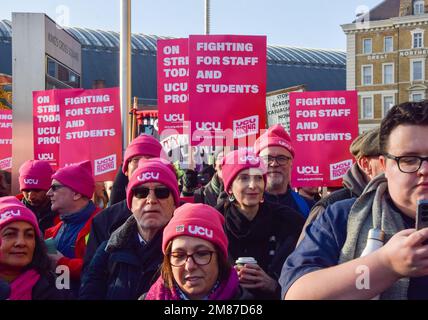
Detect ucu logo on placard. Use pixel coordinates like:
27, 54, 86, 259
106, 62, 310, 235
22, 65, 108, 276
297, 166, 320, 174
137, 172, 160, 181
188, 225, 213, 238
0, 209, 21, 221
164, 113, 184, 122
24, 179, 39, 185
195, 122, 221, 131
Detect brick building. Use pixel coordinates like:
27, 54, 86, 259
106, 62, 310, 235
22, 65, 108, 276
342, 0, 428, 131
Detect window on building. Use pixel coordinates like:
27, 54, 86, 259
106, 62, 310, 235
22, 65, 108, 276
411, 92, 425, 102
362, 65, 373, 85
383, 64, 394, 84
383, 96, 394, 117
362, 97, 374, 119
363, 38, 372, 54
384, 36, 393, 52
411, 60, 424, 81
414, 0, 425, 15
413, 32, 424, 48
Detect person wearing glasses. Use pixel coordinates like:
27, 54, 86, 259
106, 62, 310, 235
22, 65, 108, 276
79, 158, 179, 300
216, 149, 304, 299
254, 124, 314, 219
144, 203, 252, 300
0, 197, 72, 300
281, 101, 428, 300
17, 160, 58, 234
44, 161, 99, 297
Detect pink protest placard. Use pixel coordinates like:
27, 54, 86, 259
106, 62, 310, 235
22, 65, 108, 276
0, 109, 12, 171
289, 91, 359, 187
188, 35, 267, 147
33, 90, 60, 170
157, 38, 189, 135
58, 87, 122, 181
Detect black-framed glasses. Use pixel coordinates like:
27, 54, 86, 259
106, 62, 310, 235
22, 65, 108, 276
49, 184, 65, 192
260, 155, 292, 166
168, 250, 215, 267
384, 153, 428, 173
132, 186, 171, 199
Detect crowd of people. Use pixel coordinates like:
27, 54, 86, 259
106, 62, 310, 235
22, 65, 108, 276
1, 100, 428, 300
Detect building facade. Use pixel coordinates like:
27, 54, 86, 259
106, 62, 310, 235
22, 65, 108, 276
342, 0, 428, 131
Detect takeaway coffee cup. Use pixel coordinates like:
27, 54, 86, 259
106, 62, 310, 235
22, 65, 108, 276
235, 257, 257, 268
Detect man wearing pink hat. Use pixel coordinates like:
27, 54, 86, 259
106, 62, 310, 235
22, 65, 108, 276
79, 158, 179, 300
17, 160, 57, 234
83, 134, 168, 270
254, 124, 313, 219
44, 160, 100, 296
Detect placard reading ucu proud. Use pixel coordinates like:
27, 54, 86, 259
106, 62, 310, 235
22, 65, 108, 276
289, 91, 359, 187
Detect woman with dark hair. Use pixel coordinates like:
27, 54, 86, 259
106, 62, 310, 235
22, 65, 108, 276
0, 197, 71, 300
217, 150, 304, 299
144, 203, 252, 300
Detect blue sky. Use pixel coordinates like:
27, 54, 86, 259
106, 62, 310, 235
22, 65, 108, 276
1, 0, 382, 49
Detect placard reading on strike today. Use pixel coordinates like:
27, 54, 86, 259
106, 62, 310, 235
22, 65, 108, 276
58, 88, 122, 181
188, 35, 267, 147
33, 90, 60, 170
0, 109, 12, 171
289, 91, 359, 187
157, 38, 189, 135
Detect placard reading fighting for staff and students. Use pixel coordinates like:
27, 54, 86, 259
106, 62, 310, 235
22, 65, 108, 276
188, 35, 267, 147
33, 88, 122, 181
157, 38, 189, 134
289, 91, 359, 187
0, 109, 12, 171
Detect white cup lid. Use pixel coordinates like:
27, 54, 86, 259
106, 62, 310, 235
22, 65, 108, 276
235, 257, 257, 264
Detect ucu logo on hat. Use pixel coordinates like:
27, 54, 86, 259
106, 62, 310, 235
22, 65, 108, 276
188, 225, 213, 238
0, 209, 21, 221
137, 172, 160, 182
24, 178, 39, 185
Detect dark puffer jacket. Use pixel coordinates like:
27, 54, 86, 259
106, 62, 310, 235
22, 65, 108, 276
79, 216, 163, 300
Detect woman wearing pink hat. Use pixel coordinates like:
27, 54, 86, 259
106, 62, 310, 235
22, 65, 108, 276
144, 203, 252, 300
217, 149, 304, 299
0, 197, 71, 300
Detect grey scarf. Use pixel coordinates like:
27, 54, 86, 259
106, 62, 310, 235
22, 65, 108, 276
338, 173, 409, 300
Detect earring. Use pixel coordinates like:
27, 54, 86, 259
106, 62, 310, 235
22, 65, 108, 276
228, 194, 235, 202
260, 197, 264, 203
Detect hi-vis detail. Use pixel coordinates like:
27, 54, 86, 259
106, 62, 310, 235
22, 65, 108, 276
0, 209, 21, 221
23, 179, 39, 185
137, 172, 160, 181
188, 225, 213, 238
164, 113, 184, 122
297, 166, 320, 175
233, 115, 259, 138
195, 122, 222, 131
